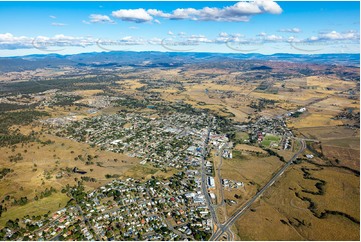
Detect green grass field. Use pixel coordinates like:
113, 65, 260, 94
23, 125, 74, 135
261, 134, 281, 147
0, 193, 69, 226
236, 132, 250, 141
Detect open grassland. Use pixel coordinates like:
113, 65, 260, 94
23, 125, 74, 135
0, 193, 69, 227
223, 105, 251, 122
289, 113, 343, 128
220, 153, 284, 216
277, 147, 299, 161
298, 126, 359, 141
123, 164, 179, 180
235, 132, 249, 141
220, 153, 283, 187
322, 137, 360, 149
116, 80, 145, 90
313, 168, 359, 217
181, 84, 256, 122
250, 90, 326, 104
306, 76, 356, 91
150, 88, 179, 95
0, 132, 140, 192
73, 89, 104, 97
234, 144, 267, 154
297, 126, 359, 170
0, 127, 142, 227
235, 200, 305, 241
322, 145, 360, 170
308, 96, 359, 112
235, 162, 360, 241
184, 101, 231, 117
281, 77, 308, 88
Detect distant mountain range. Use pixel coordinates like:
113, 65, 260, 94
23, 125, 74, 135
0, 51, 359, 72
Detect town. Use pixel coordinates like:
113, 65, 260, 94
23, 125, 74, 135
1, 102, 296, 241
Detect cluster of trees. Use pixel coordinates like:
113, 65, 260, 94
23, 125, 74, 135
50, 94, 82, 107
105, 174, 120, 179
34, 187, 57, 201
69, 183, 87, 202
192, 228, 211, 240
0, 110, 49, 147
5, 219, 20, 229
0, 103, 36, 112
0, 133, 34, 148
0, 110, 49, 134
264, 148, 285, 162
0, 75, 119, 97
39, 139, 55, 145
113, 97, 148, 109
0, 204, 7, 217
249, 98, 277, 112
8, 153, 23, 163
12, 196, 28, 206
0, 168, 13, 179
213, 115, 235, 134
81, 176, 97, 182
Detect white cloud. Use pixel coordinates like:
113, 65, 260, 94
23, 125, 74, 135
215, 36, 231, 43
89, 14, 115, 24
129, 26, 139, 30
0, 33, 33, 49
96, 36, 146, 50
51, 22, 67, 27
168, 31, 174, 35
2, 29, 358, 51
255, 0, 282, 14
148, 37, 162, 45
317, 30, 359, 40
308, 36, 319, 41
232, 33, 243, 37
263, 34, 283, 41
154, 19, 161, 24
187, 35, 213, 43
49, 15, 56, 19
257, 32, 283, 41
305, 30, 359, 42
0, 33, 96, 50
279, 27, 301, 33
112, 1, 282, 23
106, 36, 145, 45
112, 8, 153, 23
147, 9, 171, 18
215, 33, 244, 43
286, 36, 300, 43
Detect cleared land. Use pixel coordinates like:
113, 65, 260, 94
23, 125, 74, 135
234, 162, 360, 241
219, 151, 284, 216
0, 193, 69, 227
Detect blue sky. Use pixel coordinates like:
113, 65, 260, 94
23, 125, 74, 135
0, 1, 359, 56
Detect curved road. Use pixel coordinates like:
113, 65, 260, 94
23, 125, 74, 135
210, 139, 306, 241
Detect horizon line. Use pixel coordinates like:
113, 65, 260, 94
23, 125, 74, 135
2, 50, 360, 58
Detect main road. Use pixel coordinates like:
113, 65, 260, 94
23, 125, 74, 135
200, 120, 220, 231
210, 139, 306, 241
